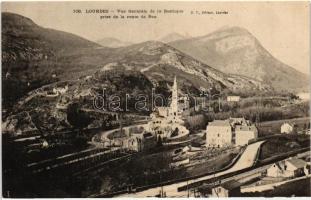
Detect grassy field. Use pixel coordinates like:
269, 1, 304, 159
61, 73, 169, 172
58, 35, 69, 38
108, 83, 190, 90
186, 151, 238, 177
259, 134, 310, 160
258, 117, 310, 137
75, 146, 240, 197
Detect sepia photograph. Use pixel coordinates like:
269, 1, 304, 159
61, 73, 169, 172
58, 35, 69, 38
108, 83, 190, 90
1, 1, 310, 198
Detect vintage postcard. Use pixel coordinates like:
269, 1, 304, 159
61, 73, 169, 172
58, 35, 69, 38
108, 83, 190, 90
1, 1, 310, 198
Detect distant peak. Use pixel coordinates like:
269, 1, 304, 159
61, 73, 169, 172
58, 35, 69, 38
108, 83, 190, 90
159, 32, 188, 43
212, 26, 251, 35
96, 37, 132, 48
195, 26, 255, 43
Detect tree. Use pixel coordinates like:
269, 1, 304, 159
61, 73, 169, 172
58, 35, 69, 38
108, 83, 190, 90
157, 135, 163, 147
67, 103, 93, 138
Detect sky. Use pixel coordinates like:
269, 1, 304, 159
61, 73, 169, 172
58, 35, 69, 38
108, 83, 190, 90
2, 1, 310, 74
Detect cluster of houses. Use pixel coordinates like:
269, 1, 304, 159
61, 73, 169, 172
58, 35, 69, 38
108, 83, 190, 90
97, 76, 309, 155
206, 117, 258, 148
45, 85, 69, 98
98, 76, 191, 152
98, 77, 256, 152
197, 155, 310, 197
99, 124, 157, 152
267, 157, 309, 178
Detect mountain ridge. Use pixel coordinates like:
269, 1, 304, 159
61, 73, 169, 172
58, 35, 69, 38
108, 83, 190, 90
96, 37, 132, 48
3, 13, 297, 113
169, 26, 309, 92
2, 12, 102, 109
158, 32, 189, 43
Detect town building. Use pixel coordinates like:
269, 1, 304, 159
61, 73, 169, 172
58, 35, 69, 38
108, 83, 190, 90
304, 164, 311, 175
206, 120, 232, 148
211, 180, 242, 197
235, 125, 258, 146
206, 117, 257, 148
100, 124, 157, 152
227, 96, 240, 102
229, 117, 250, 126
266, 157, 306, 178
53, 85, 68, 95
281, 122, 297, 134
124, 132, 156, 152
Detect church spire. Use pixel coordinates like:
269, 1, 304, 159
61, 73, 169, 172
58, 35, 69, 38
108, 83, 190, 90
170, 76, 178, 115
173, 76, 177, 92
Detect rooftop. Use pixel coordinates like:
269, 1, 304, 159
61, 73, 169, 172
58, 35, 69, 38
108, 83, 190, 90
208, 120, 231, 127
229, 117, 249, 126
283, 122, 297, 127
235, 125, 257, 132
219, 180, 242, 190
286, 157, 306, 169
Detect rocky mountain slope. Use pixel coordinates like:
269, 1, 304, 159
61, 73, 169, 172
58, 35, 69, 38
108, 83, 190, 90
101, 40, 272, 95
170, 26, 309, 92
2, 13, 272, 106
3, 70, 154, 134
2, 12, 99, 63
3, 13, 277, 133
2, 12, 101, 109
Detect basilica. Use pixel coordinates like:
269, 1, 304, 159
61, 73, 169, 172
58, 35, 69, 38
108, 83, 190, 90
147, 76, 190, 142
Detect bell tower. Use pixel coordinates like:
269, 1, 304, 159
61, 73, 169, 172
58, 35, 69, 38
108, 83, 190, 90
170, 76, 179, 117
